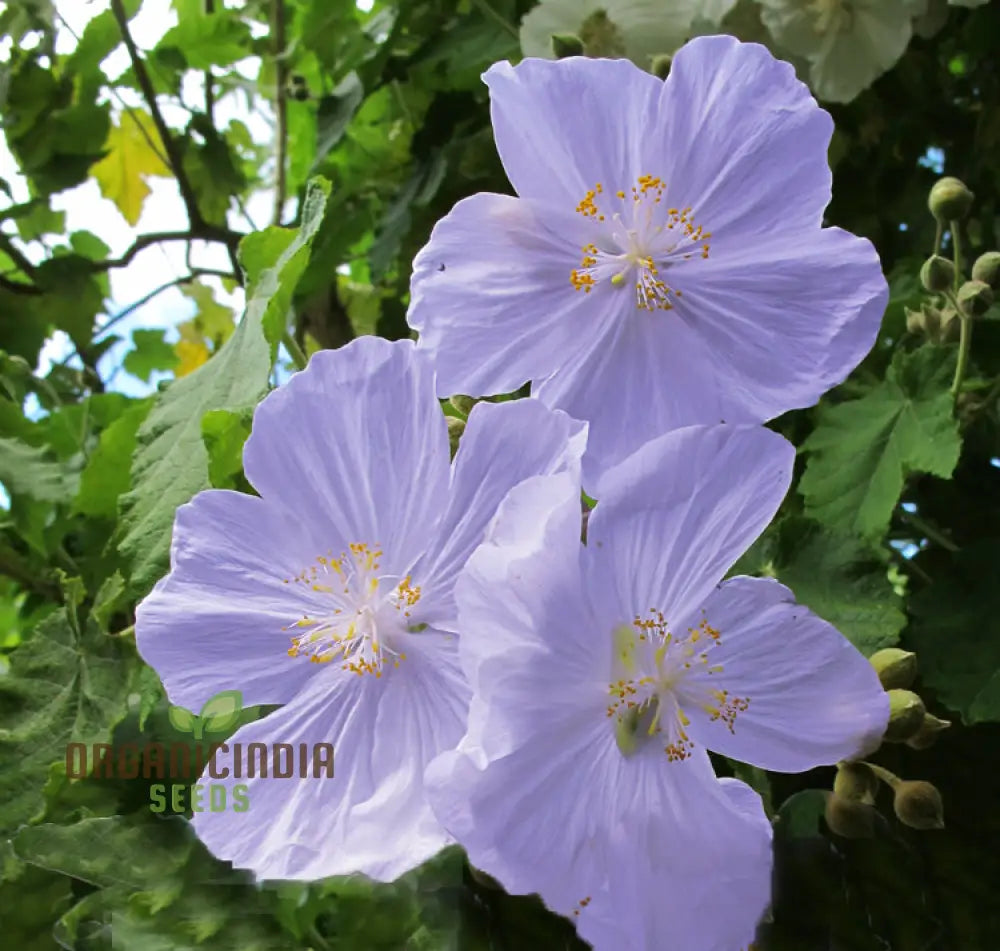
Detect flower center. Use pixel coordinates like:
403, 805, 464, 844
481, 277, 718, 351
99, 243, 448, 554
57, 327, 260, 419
281, 542, 422, 677
569, 176, 711, 312
607, 609, 748, 760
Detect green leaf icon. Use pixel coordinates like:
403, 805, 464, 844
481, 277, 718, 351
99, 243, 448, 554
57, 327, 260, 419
199, 689, 243, 735
168, 705, 197, 735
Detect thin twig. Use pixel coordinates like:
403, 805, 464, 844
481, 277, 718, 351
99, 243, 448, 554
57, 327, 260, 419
95, 269, 238, 339
92, 227, 241, 272
204, 0, 216, 123
899, 511, 959, 553
271, 0, 288, 226
0, 232, 39, 278
110, 0, 204, 229
282, 330, 309, 370
0, 274, 41, 295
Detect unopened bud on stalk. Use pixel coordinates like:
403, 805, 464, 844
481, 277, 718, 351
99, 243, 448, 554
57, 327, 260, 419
551, 33, 584, 58
834, 762, 879, 804
957, 279, 994, 318
972, 251, 1000, 290
905, 713, 951, 751
893, 780, 945, 830
869, 648, 917, 690
928, 177, 973, 223
651, 54, 673, 80
938, 307, 961, 343
824, 793, 878, 839
884, 689, 926, 742
920, 255, 955, 293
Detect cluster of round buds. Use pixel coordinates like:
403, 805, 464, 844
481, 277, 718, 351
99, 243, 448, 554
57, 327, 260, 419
912, 176, 998, 350
824, 648, 947, 839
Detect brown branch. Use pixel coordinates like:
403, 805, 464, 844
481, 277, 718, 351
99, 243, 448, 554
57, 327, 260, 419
0, 274, 41, 296
0, 232, 39, 278
204, 0, 216, 123
92, 227, 242, 273
272, 0, 289, 226
110, 0, 205, 230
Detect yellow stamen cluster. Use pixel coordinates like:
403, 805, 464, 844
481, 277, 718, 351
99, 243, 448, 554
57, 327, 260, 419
569, 176, 712, 310
281, 541, 415, 677
396, 575, 422, 617
707, 689, 750, 733
575, 182, 606, 220
605, 608, 748, 761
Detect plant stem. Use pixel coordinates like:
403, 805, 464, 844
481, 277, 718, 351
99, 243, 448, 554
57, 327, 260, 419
949, 219, 972, 397
860, 761, 901, 790
282, 331, 308, 370
899, 511, 959, 553
272, 0, 288, 227
951, 313, 972, 397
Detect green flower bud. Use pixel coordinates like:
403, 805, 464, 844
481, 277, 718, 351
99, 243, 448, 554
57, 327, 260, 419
928, 176, 974, 223
447, 416, 465, 458
578, 9, 626, 58
892, 779, 945, 830
972, 251, 1000, 290
824, 793, 878, 839
919, 255, 955, 293
905, 307, 925, 336
651, 54, 673, 80
834, 762, 879, 804
448, 394, 476, 417
904, 713, 951, 751
938, 307, 961, 343
957, 279, 994, 318
551, 33, 584, 58
884, 689, 926, 743
869, 648, 917, 691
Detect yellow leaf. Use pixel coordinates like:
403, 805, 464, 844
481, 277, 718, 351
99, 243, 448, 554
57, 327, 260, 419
180, 282, 235, 347
174, 339, 210, 378
91, 110, 172, 226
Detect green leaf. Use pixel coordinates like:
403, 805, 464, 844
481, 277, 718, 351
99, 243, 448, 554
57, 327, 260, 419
123, 329, 179, 382
116, 178, 331, 595
908, 541, 1000, 723
799, 346, 962, 540
157, 11, 253, 70
0, 607, 135, 838
239, 176, 333, 355
74, 398, 153, 518
773, 518, 907, 655
314, 72, 364, 168
201, 407, 252, 489
0, 435, 79, 503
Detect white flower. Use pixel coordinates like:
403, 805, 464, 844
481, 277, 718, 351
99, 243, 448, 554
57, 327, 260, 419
758, 0, 921, 103
519, 0, 703, 68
